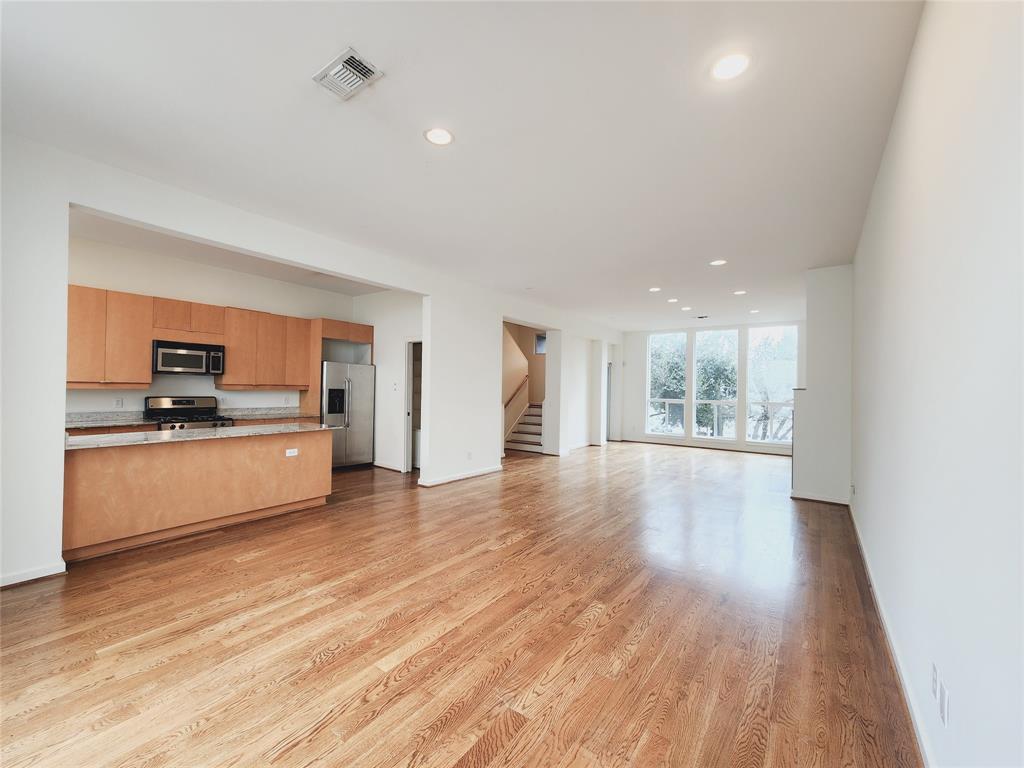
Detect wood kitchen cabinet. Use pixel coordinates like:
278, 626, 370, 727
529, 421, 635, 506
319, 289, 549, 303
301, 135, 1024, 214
189, 302, 225, 334
217, 308, 259, 386
67, 286, 152, 388
347, 323, 374, 344
67, 285, 107, 383
105, 291, 154, 384
255, 312, 287, 385
285, 317, 311, 387
152, 298, 191, 332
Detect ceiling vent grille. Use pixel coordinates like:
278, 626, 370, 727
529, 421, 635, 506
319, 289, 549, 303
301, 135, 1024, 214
312, 48, 383, 100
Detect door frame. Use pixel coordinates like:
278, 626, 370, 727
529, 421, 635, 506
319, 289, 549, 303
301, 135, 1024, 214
404, 339, 422, 473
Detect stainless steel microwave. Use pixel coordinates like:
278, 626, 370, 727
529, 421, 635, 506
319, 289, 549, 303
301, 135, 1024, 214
152, 340, 225, 376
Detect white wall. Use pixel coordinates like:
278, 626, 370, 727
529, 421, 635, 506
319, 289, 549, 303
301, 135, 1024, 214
350, 289, 423, 473
0, 133, 621, 585
69, 236, 354, 320
851, 3, 1022, 766
564, 334, 592, 451
589, 339, 608, 445
791, 265, 852, 503
608, 343, 624, 441
65, 236, 356, 413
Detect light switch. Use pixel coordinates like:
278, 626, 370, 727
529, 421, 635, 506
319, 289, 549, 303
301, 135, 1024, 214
285, 448, 299, 457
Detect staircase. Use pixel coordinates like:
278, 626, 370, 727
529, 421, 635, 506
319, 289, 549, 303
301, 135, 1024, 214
505, 403, 543, 454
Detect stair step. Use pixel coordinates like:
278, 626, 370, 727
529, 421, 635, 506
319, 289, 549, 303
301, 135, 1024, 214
519, 416, 542, 425
525, 407, 542, 416
528, 403, 543, 408
505, 441, 544, 454
515, 424, 541, 435
507, 434, 542, 445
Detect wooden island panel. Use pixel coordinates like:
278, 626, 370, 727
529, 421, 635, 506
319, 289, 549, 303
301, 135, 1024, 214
63, 430, 332, 561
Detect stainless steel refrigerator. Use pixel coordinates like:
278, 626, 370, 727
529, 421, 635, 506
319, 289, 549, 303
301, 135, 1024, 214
321, 361, 375, 467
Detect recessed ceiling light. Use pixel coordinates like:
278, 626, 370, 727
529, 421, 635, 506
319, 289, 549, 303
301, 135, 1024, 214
424, 128, 453, 146
712, 53, 750, 81
649, 287, 661, 293
667, 298, 678, 303
733, 290, 747, 295
680, 306, 692, 311
709, 259, 728, 266
750, 309, 760, 314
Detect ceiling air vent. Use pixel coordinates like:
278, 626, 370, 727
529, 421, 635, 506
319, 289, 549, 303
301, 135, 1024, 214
312, 48, 383, 101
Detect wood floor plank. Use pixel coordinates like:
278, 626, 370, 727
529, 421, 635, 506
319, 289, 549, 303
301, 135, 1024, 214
0, 444, 924, 768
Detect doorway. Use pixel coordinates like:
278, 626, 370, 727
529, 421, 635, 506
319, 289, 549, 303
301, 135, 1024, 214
405, 341, 423, 472
606, 361, 612, 442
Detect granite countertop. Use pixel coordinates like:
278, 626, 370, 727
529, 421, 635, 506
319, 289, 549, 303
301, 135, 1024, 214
65, 408, 318, 429
66, 423, 338, 451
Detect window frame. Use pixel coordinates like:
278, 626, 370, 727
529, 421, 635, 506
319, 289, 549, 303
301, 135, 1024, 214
641, 321, 801, 455
745, 324, 799, 445
644, 331, 687, 437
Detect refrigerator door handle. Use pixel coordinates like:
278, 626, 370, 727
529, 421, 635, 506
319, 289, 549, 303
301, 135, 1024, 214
345, 378, 352, 428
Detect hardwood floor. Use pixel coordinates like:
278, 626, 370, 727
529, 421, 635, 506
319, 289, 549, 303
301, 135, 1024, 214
1, 443, 922, 767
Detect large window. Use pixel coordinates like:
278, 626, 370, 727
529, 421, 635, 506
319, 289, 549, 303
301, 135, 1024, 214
746, 325, 798, 443
646, 332, 686, 435
695, 329, 738, 438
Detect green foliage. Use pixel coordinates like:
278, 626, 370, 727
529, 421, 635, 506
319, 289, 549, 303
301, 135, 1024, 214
648, 334, 685, 400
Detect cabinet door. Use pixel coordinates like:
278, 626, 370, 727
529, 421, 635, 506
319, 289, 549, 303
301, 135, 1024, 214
220, 308, 259, 385
256, 313, 287, 385
347, 323, 374, 345
67, 285, 107, 383
321, 318, 351, 341
153, 298, 191, 332
190, 302, 225, 334
285, 316, 311, 387
105, 291, 153, 384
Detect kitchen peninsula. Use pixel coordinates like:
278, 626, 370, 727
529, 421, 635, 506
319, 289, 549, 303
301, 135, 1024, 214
63, 423, 335, 561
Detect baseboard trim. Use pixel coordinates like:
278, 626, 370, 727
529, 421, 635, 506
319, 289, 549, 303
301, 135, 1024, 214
62, 497, 327, 562
620, 437, 792, 457
786, 495, 851, 507
790, 489, 847, 507
418, 465, 503, 488
847, 505, 933, 767
1, 561, 67, 588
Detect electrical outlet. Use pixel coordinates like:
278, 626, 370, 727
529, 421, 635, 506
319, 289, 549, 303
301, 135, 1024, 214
850, 482, 856, 496
939, 681, 950, 726
931, 664, 938, 699
113, 398, 124, 409
285, 448, 299, 457
466, 451, 473, 461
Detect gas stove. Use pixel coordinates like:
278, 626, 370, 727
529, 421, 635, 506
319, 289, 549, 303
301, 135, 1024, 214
144, 396, 234, 431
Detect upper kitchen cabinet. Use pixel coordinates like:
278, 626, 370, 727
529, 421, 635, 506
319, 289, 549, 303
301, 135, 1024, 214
190, 302, 225, 334
321, 318, 374, 345
347, 323, 374, 345
153, 298, 225, 336
285, 317, 311, 388
68, 286, 153, 388
105, 291, 153, 384
255, 312, 287, 385
152, 298, 190, 332
67, 285, 107, 383
217, 308, 259, 387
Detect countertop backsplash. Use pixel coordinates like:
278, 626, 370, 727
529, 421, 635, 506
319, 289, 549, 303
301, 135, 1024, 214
65, 374, 301, 413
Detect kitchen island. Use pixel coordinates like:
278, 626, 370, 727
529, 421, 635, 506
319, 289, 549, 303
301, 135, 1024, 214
63, 423, 335, 561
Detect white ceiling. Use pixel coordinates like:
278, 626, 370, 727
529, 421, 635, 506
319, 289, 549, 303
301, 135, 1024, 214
2, 1, 922, 330
69, 208, 387, 297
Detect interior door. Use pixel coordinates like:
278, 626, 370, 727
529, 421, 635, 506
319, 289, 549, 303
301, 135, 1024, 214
345, 364, 375, 465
